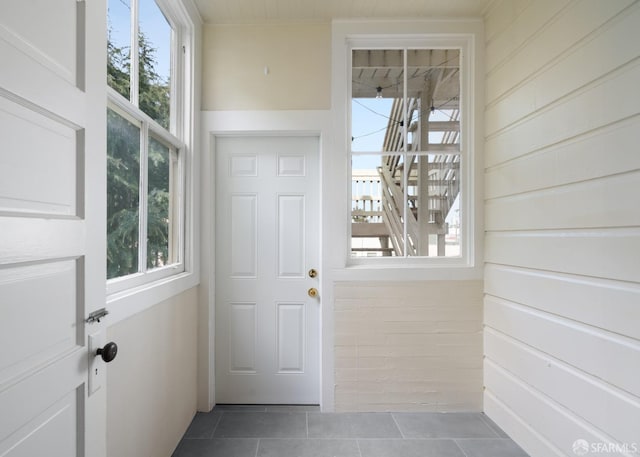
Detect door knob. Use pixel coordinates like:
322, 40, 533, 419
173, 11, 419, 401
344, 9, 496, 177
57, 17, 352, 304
308, 268, 318, 278
308, 288, 318, 298
96, 342, 118, 363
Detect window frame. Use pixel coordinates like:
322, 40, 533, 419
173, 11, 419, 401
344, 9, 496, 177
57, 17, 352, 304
106, 0, 197, 298
349, 46, 464, 260
331, 20, 484, 277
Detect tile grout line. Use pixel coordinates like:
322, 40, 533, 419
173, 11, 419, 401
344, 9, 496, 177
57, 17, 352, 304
210, 411, 224, 439
453, 439, 472, 457
390, 413, 406, 439
254, 438, 260, 457
356, 438, 364, 457
306, 412, 309, 438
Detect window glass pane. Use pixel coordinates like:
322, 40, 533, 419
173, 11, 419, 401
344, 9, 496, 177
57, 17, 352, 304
107, 0, 131, 100
352, 49, 405, 152
405, 153, 461, 257
351, 154, 404, 257
138, 0, 172, 129
405, 49, 460, 154
147, 136, 178, 269
350, 47, 462, 259
352, 154, 383, 256
107, 108, 141, 279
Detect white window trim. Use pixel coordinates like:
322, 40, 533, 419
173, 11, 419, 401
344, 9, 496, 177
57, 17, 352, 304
106, 94, 187, 295
330, 19, 484, 280
106, 0, 201, 323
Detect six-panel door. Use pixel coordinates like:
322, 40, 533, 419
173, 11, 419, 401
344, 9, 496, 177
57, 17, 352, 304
215, 136, 320, 404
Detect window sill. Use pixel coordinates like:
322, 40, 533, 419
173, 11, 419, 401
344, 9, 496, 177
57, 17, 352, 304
105, 269, 199, 325
332, 259, 483, 281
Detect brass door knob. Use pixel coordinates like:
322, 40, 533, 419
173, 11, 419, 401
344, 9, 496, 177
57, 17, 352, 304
308, 288, 318, 298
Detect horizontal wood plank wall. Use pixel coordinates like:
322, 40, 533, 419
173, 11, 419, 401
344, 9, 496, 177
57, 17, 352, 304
483, 1, 640, 456
334, 280, 483, 412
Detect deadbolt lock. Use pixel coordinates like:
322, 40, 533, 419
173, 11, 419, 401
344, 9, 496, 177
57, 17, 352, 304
308, 268, 318, 278
308, 287, 318, 298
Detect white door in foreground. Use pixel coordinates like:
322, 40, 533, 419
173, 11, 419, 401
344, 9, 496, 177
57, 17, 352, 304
215, 136, 320, 404
0, 1, 108, 456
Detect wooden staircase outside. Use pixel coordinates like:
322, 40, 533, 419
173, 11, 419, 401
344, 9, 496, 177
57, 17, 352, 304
351, 97, 460, 257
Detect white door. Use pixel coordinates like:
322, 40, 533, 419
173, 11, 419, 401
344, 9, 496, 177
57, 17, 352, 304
0, 1, 107, 456
215, 135, 320, 404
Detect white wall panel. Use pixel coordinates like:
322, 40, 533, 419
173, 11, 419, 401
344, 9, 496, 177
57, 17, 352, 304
485, 0, 567, 72
485, 361, 622, 457
484, 0, 532, 43
485, 329, 640, 445
486, 0, 633, 103
485, 297, 640, 398
486, 2, 640, 135
485, 265, 640, 340
486, 60, 640, 168
483, 391, 565, 457
485, 230, 640, 283
485, 116, 640, 199
106, 288, 198, 457
334, 280, 483, 412
485, 171, 640, 231
484, 2, 640, 455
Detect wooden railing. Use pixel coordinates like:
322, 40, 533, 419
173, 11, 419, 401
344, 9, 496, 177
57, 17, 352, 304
378, 98, 460, 256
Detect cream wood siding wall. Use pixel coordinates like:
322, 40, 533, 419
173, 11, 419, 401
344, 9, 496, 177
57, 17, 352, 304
483, 1, 640, 456
106, 288, 198, 457
202, 23, 331, 110
334, 280, 483, 412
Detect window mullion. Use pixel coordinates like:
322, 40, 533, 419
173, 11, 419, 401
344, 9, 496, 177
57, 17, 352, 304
130, 0, 140, 107
175, 147, 185, 264
402, 48, 408, 257
170, 28, 179, 137
139, 121, 149, 273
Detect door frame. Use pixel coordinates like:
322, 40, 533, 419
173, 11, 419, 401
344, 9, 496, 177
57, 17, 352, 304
199, 110, 335, 411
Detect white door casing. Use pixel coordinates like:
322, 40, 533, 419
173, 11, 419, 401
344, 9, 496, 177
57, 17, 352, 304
215, 135, 320, 404
0, 1, 107, 456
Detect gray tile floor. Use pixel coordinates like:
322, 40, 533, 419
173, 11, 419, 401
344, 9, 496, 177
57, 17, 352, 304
172, 405, 530, 457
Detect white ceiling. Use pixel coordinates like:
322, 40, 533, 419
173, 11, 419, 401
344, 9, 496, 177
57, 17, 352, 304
194, 0, 493, 24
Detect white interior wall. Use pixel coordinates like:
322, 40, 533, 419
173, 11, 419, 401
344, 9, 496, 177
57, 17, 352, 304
107, 288, 198, 457
483, 1, 640, 456
202, 23, 331, 111
105, 1, 203, 455
334, 280, 483, 412
200, 19, 486, 412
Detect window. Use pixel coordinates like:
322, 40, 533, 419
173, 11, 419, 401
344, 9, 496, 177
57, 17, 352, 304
107, 0, 188, 289
351, 48, 462, 258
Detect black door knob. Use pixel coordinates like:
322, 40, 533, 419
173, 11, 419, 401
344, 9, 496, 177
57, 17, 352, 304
96, 342, 118, 363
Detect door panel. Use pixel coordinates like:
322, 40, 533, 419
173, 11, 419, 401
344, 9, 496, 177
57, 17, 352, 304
0, 0, 106, 456
215, 136, 320, 404
276, 303, 305, 373
0, 260, 80, 384
230, 194, 258, 278
0, 96, 79, 216
278, 195, 306, 278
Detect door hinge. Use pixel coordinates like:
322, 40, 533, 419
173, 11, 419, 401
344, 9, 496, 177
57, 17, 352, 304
86, 308, 109, 324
